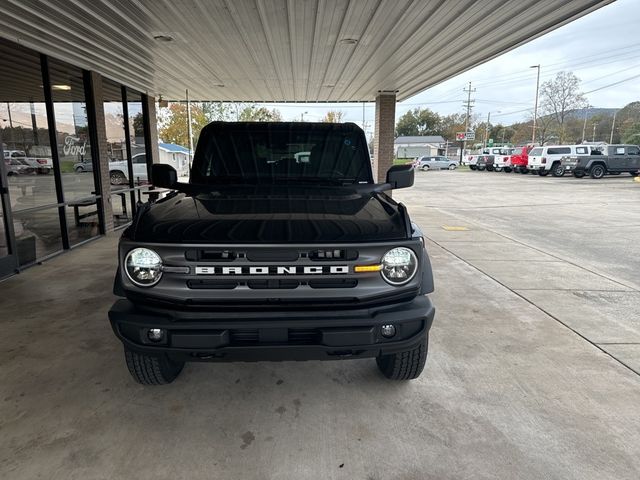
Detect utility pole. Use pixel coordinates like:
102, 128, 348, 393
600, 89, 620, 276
186, 89, 194, 168
483, 111, 491, 149
581, 105, 590, 143
592, 122, 598, 142
610, 111, 617, 144
462, 81, 475, 163
530, 65, 541, 144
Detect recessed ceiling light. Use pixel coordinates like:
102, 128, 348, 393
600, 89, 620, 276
153, 34, 174, 42
52, 84, 71, 91
339, 38, 358, 45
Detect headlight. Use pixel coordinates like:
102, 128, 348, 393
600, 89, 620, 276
381, 247, 418, 285
125, 248, 163, 287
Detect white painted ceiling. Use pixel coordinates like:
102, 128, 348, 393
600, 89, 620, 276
0, 0, 613, 101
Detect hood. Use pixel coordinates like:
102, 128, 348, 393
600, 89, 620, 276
128, 185, 408, 244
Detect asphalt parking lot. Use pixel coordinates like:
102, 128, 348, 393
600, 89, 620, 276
1, 170, 639, 479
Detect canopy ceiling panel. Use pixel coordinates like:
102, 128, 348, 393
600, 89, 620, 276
0, 0, 613, 101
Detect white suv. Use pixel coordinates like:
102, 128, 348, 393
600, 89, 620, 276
528, 145, 591, 177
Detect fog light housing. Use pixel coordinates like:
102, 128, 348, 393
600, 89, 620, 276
147, 328, 165, 343
381, 324, 396, 338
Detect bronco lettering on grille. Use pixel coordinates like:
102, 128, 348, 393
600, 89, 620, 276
194, 265, 349, 275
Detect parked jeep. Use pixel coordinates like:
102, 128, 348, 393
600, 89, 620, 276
562, 144, 640, 179
108, 122, 436, 385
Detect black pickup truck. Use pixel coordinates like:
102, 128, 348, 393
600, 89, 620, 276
561, 144, 640, 179
108, 122, 436, 385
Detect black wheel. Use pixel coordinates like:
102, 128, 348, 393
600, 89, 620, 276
124, 348, 185, 385
590, 164, 606, 179
75, 166, 84, 173
469, 165, 477, 171
376, 335, 428, 380
551, 163, 565, 177
110, 170, 127, 185
573, 171, 585, 178
504, 167, 512, 173
448, 164, 457, 170
477, 165, 485, 171
538, 170, 550, 176
486, 166, 494, 172
494, 167, 502, 172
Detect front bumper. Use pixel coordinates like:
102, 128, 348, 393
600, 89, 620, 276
109, 296, 435, 362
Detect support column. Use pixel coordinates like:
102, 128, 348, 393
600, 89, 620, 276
85, 71, 114, 233
142, 94, 160, 172
373, 91, 396, 183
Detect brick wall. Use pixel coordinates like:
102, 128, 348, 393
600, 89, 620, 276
373, 92, 396, 183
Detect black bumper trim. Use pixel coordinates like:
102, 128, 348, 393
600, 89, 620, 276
108, 296, 435, 362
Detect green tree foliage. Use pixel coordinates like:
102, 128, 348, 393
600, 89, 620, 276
396, 108, 441, 137
238, 105, 282, 121
158, 102, 282, 147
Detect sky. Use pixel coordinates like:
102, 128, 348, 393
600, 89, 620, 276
258, 0, 640, 139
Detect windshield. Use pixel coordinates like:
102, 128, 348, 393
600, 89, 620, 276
191, 122, 373, 185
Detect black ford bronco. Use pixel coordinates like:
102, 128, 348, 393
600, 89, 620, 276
108, 122, 435, 385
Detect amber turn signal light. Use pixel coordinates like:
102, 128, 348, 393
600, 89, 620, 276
354, 264, 382, 273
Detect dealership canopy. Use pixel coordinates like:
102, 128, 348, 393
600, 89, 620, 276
0, 0, 612, 101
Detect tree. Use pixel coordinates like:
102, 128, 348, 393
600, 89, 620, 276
396, 108, 441, 137
540, 71, 586, 143
321, 110, 345, 123
238, 105, 282, 121
158, 102, 283, 147
438, 113, 466, 142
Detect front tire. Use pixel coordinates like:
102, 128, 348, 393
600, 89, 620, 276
110, 170, 127, 185
421, 165, 429, 171
124, 348, 185, 385
538, 170, 550, 176
448, 164, 457, 170
573, 171, 585, 178
469, 165, 477, 171
376, 335, 428, 380
590, 164, 606, 179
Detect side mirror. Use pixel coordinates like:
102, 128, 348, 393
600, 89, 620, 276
151, 164, 178, 189
386, 164, 414, 189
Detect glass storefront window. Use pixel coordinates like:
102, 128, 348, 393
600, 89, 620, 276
49, 58, 100, 246
0, 39, 62, 264
126, 91, 148, 186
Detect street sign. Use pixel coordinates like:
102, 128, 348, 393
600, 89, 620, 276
488, 138, 494, 146
456, 132, 475, 141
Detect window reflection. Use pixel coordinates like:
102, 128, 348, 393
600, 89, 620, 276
1, 39, 62, 262
50, 58, 100, 245
13, 207, 62, 265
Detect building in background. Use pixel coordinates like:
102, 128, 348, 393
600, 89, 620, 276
158, 143, 190, 177
394, 136, 445, 159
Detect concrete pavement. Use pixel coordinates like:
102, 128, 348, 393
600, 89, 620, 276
1, 170, 639, 479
